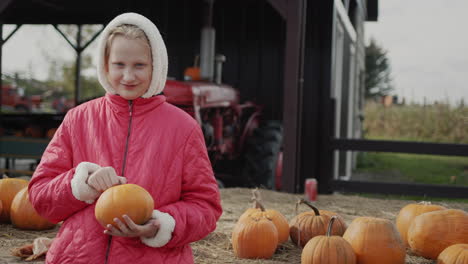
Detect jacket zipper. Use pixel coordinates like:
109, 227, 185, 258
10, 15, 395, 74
105, 100, 134, 264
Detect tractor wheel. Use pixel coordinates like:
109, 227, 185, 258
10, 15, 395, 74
242, 120, 283, 189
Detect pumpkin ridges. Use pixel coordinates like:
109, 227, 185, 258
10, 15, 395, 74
232, 211, 279, 259
301, 216, 356, 264
396, 202, 446, 247
94, 184, 154, 228
238, 189, 290, 244
343, 217, 405, 264
290, 199, 341, 248
0, 178, 29, 223
437, 244, 468, 264
408, 209, 468, 260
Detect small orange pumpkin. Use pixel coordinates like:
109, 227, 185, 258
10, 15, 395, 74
290, 199, 346, 248
396, 202, 446, 247
238, 189, 289, 244
232, 210, 278, 259
46, 128, 58, 139
10, 187, 56, 230
343, 217, 406, 264
95, 184, 154, 228
0, 178, 29, 223
408, 209, 468, 260
301, 216, 356, 264
437, 244, 468, 264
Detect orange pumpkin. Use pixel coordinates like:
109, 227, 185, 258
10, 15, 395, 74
343, 217, 406, 264
301, 216, 356, 264
408, 209, 468, 260
232, 210, 278, 259
0, 200, 3, 216
238, 189, 289, 244
437, 244, 468, 264
95, 184, 154, 228
0, 178, 29, 223
396, 202, 446, 247
290, 199, 346, 248
10, 188, 56, 230
46, 128, 58, 139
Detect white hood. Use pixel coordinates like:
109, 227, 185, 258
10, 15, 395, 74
96, 12, 168, 98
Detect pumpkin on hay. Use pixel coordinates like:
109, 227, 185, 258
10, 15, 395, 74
437, 244, 468, 264
301, 216, 356, 264
10, 187, 56, 230
408, 209, 468, 260
95, 184, 154, 228
238, 189, 290, 244
0, 178, 29, 223
232, 209, 279, 259
343, 216, 406, 264
396, 202, 446, 247
289, 199, 346, 248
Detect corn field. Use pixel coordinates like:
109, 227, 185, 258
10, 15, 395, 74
363, 101, 468, 144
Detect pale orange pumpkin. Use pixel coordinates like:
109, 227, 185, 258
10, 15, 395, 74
46, 128, 58, 139
301, 216, 356, 264
95, 184, 154, 228
343, 217, 406, 264
408, 209, 468, 260
238, 189, 289, 244
290, 199, 346, 248
437, 244, 468, 264
232, 210, 279, 259
396, 202, 446, 247
10, 188, 56, 230
0, 178, 29, 223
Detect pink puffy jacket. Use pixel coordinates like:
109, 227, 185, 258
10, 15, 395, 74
28, 93, 222, 264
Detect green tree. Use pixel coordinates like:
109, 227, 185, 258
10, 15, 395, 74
365, 38, 394, 99
43, 25, 104, 102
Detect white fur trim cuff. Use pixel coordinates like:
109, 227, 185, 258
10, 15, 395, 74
141, 210, 176, 248
71, 162, 102, 204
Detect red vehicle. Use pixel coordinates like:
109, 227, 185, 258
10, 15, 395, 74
1, 85, 41, 112
164, 80, 283, 189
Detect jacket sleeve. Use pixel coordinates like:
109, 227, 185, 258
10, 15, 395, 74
149, 125, 222, 248
28, 111, 92, 223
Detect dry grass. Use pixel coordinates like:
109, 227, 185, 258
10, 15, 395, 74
2, 188, 468, 263
364, 101, 468, 144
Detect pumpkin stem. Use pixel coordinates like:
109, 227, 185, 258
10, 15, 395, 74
250, 188, 265, 211
326, 216, 337, 237
418, 201, 431, 205
299, 198, 320, 216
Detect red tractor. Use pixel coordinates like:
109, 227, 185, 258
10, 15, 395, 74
1, 85, 41, 112
164, 79, 283, 190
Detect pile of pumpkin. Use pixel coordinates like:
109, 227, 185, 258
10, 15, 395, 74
231, 189, 468, 264
0, 177, 155, 231
0, 177, 56, 230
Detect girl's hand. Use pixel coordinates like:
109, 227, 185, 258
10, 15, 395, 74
104, 215, 160, 238
87, 167, 126, 192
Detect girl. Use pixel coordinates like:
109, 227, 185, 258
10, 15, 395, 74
28, 12, 222, 264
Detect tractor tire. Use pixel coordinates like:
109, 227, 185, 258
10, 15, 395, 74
242, 120, 283, 189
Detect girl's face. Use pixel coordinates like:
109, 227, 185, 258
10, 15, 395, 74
106, 35, 152, 100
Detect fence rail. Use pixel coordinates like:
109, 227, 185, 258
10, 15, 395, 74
329, 138, 468, 198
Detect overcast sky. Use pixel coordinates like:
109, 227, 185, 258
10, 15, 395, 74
365, 0, 468, 105
3, 0, 468, 105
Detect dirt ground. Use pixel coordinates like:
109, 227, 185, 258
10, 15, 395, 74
1, 187, 467, 264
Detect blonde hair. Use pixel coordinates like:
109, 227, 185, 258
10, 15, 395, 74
104, 24, 152, 64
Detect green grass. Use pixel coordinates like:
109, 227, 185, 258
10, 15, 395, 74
356, 152, 468, 186
348, 193, 468, 203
